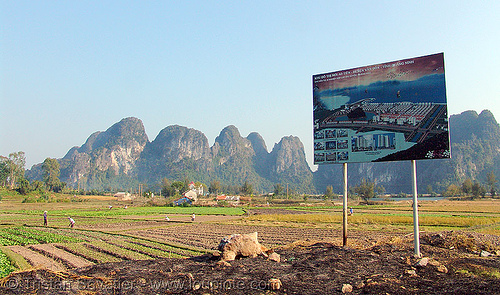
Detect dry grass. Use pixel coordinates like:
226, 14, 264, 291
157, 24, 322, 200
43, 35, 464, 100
418, 199, 500, 214
247, 212, 500, 229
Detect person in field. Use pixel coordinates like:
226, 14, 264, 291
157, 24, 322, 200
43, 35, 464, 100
191, 213, 195, 222
43, 211, 48, 226
68, 217, 75, 228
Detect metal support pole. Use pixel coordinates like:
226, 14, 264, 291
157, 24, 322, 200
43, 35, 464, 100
343, 163, 348, 247
411, 160, 421, 257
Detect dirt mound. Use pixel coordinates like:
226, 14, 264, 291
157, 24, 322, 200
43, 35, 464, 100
422, 231, 500, 253
1, 232, 499, 294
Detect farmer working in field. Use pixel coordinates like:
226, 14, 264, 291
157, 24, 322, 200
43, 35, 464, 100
43, 211, 48, 226
191, 213, 195, 222
68, 217, 75, 228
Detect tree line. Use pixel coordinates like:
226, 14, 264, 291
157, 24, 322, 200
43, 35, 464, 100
0, 152, 65, 195
2, 150, 498, 202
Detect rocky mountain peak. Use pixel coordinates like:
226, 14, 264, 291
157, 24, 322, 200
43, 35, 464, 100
78, 131, 102, 154
215, 125, 242, 144
145, 125, 210, 162
450, 109, 500, 144
213, 125, 253, 158
269, 136, 312, 186
247, 132, 268, 157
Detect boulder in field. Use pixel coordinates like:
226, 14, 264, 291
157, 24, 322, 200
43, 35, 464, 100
218, 232, 269, 261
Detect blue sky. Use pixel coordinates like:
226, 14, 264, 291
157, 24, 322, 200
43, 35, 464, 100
1, 1, 499, 169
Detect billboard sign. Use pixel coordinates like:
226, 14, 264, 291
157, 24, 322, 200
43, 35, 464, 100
313, 53, 450, 164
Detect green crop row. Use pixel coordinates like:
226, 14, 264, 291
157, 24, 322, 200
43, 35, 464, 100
55, 243, 121, 264
11, 206, 245, 217
0, 227, 81, 246
18, 227, 81, 244
0, 236, 20, 246
30, 227, 112, 244
107, 239, 185, 259
0, 250, 15, 278
86, 241, 152, 261
0, 229, 39, 246
126, 237, 204, 257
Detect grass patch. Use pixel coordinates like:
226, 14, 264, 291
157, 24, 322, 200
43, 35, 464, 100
456, 265, 500, 279
0, 248, 18, 277
3, 206, 245, 217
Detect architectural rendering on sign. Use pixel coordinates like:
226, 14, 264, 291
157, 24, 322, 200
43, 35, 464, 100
313, 53, 450, 164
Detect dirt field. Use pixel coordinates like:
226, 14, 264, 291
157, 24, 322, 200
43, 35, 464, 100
1, 230, 499, 294
129, 223, 400, 250
1, 196, 500, 294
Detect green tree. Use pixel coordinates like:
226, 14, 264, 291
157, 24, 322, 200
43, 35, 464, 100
171, 181, 186, 196
426, 184, 435, 195
17, 178, 31, 195
31, 180, 45, 192
352, 178, 384, 202
442, 184, 461, 198
52, 181, 66, 193
462, 178, 473, 195
273, 183, 284, 196
0, 158, 9, 187
0, 152, 26, 189
471, 181, 486, 199
209, 180, 222, 195
324, 185, 335, 200
486, 171, 498, 197
240, 181, 253, 196
161, 178, 176, 197
42, 158, 61, 192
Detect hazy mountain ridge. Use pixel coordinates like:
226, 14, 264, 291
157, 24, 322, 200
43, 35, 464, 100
26, 110, 500, 194
27, 117, 314, 193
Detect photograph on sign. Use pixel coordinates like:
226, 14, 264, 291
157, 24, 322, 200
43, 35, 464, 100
313, 53, 450, 164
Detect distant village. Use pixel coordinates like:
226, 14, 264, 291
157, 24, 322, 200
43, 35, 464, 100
113, 181, 251, 206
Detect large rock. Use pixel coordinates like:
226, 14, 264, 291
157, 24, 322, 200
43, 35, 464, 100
218, 232, 269, 261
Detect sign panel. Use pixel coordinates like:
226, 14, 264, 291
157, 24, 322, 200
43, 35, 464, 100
313, 53, 450, 164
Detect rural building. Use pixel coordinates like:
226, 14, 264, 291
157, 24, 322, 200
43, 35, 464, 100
216, 195, 227, 201
172, 181, 204, 205
114, 192, 132, 201
173, 196, 193, 206
188, 181, 204, 196
184, 190, 198, 202
216, 195, 241, 205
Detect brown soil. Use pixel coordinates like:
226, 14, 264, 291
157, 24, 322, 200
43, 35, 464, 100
29, 244, 94, 269
129, 223, 398, 251
6, 246, 65, 272
1, 231, 499, 294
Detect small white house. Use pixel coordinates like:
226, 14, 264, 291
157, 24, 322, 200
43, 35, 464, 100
188, 182, 204, 196
184, 190, 198, 202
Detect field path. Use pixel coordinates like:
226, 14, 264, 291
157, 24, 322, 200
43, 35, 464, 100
30, 244, 94, 268
7, 245, 66, 272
